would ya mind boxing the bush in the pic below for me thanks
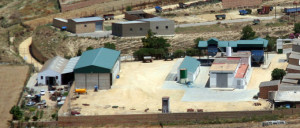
[40,110,44,119]
[63,92,69,96]
[25,116,30,121]
[29,107,36,112]
[32,116,38,121]
[294,22,300,33]
[186,48,200,56]
[271,68,286,80]
[174,50,185,58]
[240,25,256,40]
[104,42,116,50]
[265,35,277,52]
[86,46,93,51]
[126,6,132,11]
[76,49,82,56]
[10,106,23,120]
[51,113,58,120]
[245,9,252,14]
[194,37,204,48]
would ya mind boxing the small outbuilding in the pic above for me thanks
[74,48,121,90]
[177,56,200,83]
[259,80,280,99]
[38,56,69,86]
[67,17,104,33]
[124,10,156,21]
[53,18,68,29]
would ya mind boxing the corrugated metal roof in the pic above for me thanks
[72,17,103,23]
[40,56,69,74]
[259,80,280,87]
[282,78,298,84]
[74,48,120,71]
[138,17,170,22]
[178,56,200,73]
[279,84,300,91]
[289,52,300,59]
[62,56,80,74]
[285,73,300,79]
[287,64,300,70]
[275,91,300,102]
[54,18,67,22]
[116,21,146,24]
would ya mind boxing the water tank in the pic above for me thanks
[162,96,170,113]
[180,68,187,84]
[226,47,232,57]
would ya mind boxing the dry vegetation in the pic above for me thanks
[0,65,29,128]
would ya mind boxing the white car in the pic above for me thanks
[40,90,45,95]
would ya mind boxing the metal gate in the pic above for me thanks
[95,21,103,31]
[217,73,228,88]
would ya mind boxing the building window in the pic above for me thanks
[130,28,133,31]
[56,76,58,79]
[165,26,168,29]
[140,28,143,31]
[84,24,87,27]
[41,76,43,79]
[156,26,159,29]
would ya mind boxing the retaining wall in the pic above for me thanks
[222,0,262,9]
[29,43,48,64]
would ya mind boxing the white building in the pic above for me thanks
[177,56,200,83]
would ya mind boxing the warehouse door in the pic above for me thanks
[95,21,103,31]
[216,73,228,88]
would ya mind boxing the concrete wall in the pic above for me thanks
[124,13,156,21]
[148,20,175,36]
[53,19,67,29]
[111,59,120,84]
[67,20,97,34]
[112,22,149,37]
[259,85,278,99]
[222,0,262,9]
[38,70,62,85]
[209,72,235,88]
[75,73,111,90]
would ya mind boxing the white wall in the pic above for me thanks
[177,64,200,83]
[37,70,62,85]
[111,59,120,84]
[75,73,111,90]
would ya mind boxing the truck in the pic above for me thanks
[253,19,260,25]
[155,6,162,13]
[239,10,248,15]
[143,56,153,63]
[103,14,114,20]
[215,14,226,20]
[257,6,272,14]
[179,2,189,9]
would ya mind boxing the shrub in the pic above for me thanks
[104,42,116,50]
[294,22,300,33]
[194,37,204,48]
[186,48,200,56]
[63,92,69,96]
[10,106,23,120]
[174,50,185,58]
[271,68,286,80]
[240,25,256,40]
[40,110,44,119]
[77,49,82,56]
[51,113,58,120]
[126,6,132,11]
[245,9,252,14]
[29,107,36,112]
[32,116,38,121]
[86,46,94,51]
[25,116,30,121]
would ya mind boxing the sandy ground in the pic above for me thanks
[0,65,29,128]
[19,37,42,70]
[247,54,288,89]
[72,59,271,116]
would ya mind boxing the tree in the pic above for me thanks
[76,49,82,56]
[86,46,94,51]
[10,105,23,120]
[174,49,185,58]
[194,37,204,48]
[240,25,256,40]
[271,68,286,80]
[126,6,132,11]
[104,42,116,50]
[265,35,276,52]
[294,22,300,33]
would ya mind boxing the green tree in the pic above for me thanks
[10,106,23,120]
[104,42,116,50]
[294,22,300,33]
[86,46,94,51]
[271,68,286,80]
[126,6,132,11]
[174,49,185,58]
[76,49,82,56]
[265,35,276,52]
[240,25,256,40]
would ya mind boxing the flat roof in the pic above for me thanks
[235,64,248,78]
[125,10,146,15]
[275,91,300,102]
[72,17,103,23]
[138,17,171,22]
[210,63,238,72]
[116,21,146,24]
[259,80,280,87]
[289,52,300,59]
[216,51,251,58]
[54,18,67,22]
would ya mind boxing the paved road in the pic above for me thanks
[19,37,43,70]
[175,16,281,28]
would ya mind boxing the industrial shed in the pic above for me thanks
[74,48,121,90]
[209,57,251,89]
[61,56,80,85]
[177,56,200,83]
[38,56,68,86]
[124,10,156,21]
[112,17,174,37]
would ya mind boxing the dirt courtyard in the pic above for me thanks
[0,65,29,128]
[71,59,271,116]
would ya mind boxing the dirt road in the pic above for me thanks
[19,37,42,70]
[0,65,29,128]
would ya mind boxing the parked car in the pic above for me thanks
[40,90,45,95]
[26,101,36,106]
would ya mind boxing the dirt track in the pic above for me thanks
[0,65,29,128]
[19,37,42,70]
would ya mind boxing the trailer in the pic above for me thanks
[239,10,248,15]
[103,14,114,20]
[258,6,272,14]
[284,7,300,15]
[155,6,162,13]
[179,2,189,8]
[215,14,226,20]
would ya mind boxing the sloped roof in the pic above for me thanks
[287,64,300,70]
[259,80,280,87]
[289,52,300,59]
[178,56,200,73]
[198,38,268,48]
[275,91,300,102]
[62,56,80,74]
[72,17,103,23]
[126,10,146,15]
[40,56,69,74]
[285,73,300,79]
[74,48,120,71]
[139,17,171,22]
